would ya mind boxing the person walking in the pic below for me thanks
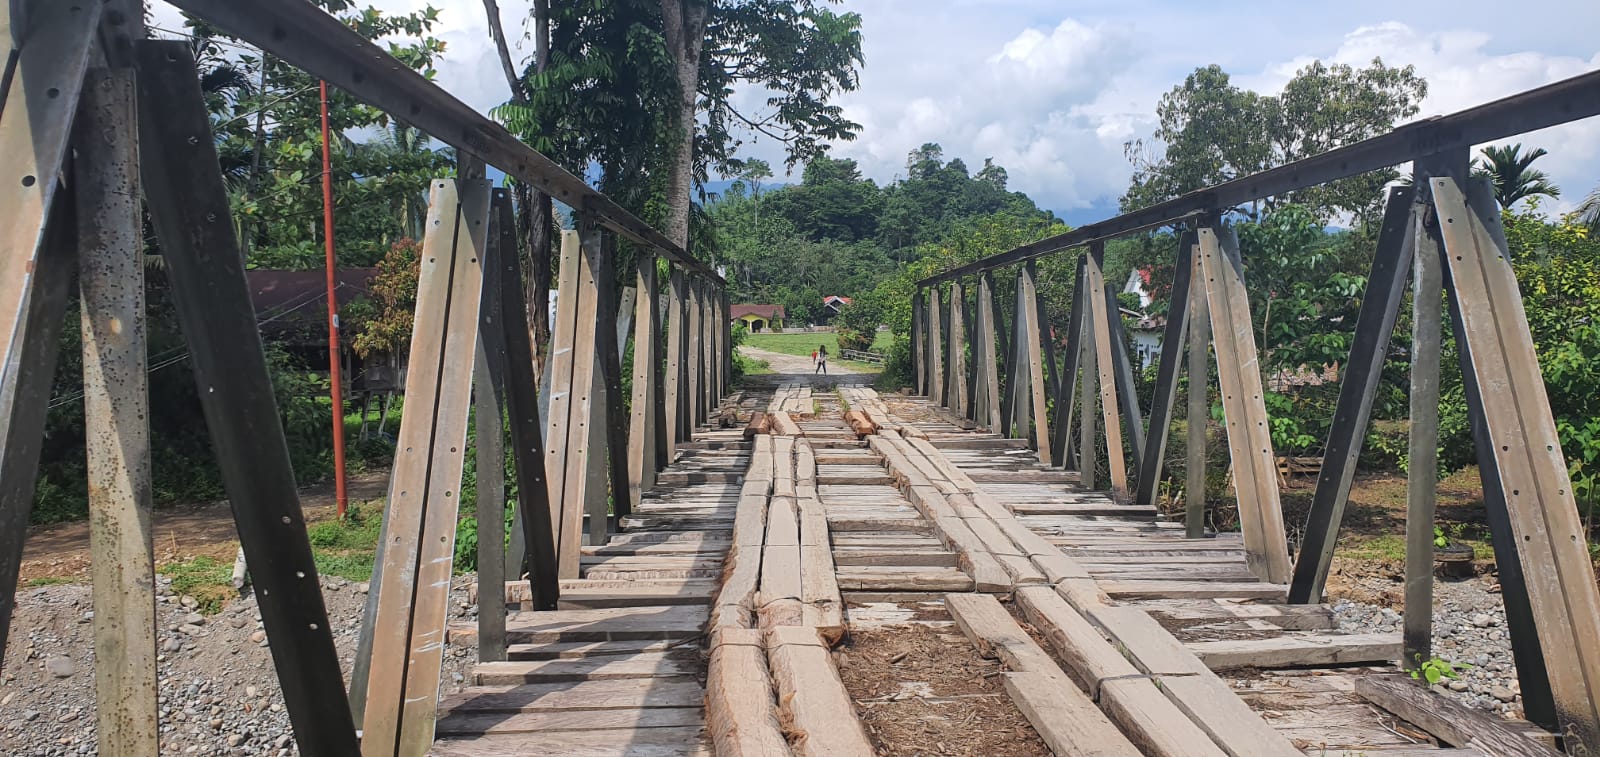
[816,344,828,374]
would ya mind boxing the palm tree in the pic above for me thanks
[1580,182,1600,232]
[1474,143,1561,210]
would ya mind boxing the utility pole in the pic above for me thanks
[320,80,349,517]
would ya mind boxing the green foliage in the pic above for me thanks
[1125,59,1426,222]
[1475,143,1560,210]
[349,238,422,359]
[1410,655,1471,686]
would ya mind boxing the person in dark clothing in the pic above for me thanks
[816,344,828,374]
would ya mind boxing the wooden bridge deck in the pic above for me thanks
[437,383,1557,756]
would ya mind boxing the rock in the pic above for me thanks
[227,733,246,747]
[23,710,40,722]
[1492,686,1516,703]
[184,612,206,625]
[180,595,199,610]
[245,686,259,698]
[45,656,75,678]
[249,631,267,644]
[162,638,182,654]
[355,583,369,594]
[180,623,205,636]
[1448,679,1469,692]
[228,616,248,629]
[1471,613,1493,628]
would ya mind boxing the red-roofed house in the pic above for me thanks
[731,304,785,332]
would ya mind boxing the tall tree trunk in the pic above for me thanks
[482,0,555,372]
[660,0,709,251]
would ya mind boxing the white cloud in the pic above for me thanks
[153,1,1600,218]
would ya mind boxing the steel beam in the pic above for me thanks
[1133,232,1196,505]
[138,41,358,754]
[1287,187,1416,603]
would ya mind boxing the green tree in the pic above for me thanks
[1124,59,1426,222]
[1475,143,1561,210]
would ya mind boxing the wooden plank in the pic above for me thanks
[1013,586,1139,698]
[1079,269,1100,490]
[1002,673,1141,757]
[946,280,969,416]
[473,652,698,684]
[439,679,706,713]
[1155,675,1300,757]
[1098,580,1286,601]
[1354,675,1559,756]
[927,286,944,403]
[498,605,708,642]
[431,727,710,757]
[1196,226,1291,583]
[393,167,492,753]
[1099,678,1228,757]
[1435,176,1600,744]
[1187,632,1400,669]
[543,229,583,573]
[1187,242,1209,538]
[1085,243,1127,491]
[77,61,159,757]
[706,629,791,756]
[974,275,1003,430]
[766,626,873,755]
[1021,262,1053,464]
[664,269,688,452]
[629,255,663,506]
[437,707,702,735]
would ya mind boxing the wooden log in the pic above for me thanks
[1013,587,1138,698]
[706,629,792,756]
[745,410,770,439]
[1354,675,1558,756]
[766,626,872,756]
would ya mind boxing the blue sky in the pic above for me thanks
[154,0,1600,226]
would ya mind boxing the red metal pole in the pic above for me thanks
[320,79,349,517]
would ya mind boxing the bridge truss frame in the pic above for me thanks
[0,0,731,754]
[910,68,1600,750]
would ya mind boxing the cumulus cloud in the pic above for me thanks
[153,0,1600,218]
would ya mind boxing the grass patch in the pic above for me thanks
[1340,531,1495,564]
[870,330,894,352]
[315,550,377,582]
[307,504,383,583]
[159,555,234,614]
[743,332,840,357]
[26,576,72,587]
[736,353,773,375]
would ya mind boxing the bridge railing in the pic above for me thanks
[840,348,885,364]
[909,69,1600,749]
[0,1,731,753]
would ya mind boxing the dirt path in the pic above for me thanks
[740,345,865,377]
[19,467,392,581]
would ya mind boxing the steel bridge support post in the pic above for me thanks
[1133,232,1196,506]
[1288,187,1417,604]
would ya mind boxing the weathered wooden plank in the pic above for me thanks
[436,707,702,735]
[1085,244,1127,491]
[1354,675,1559,756]
[1099,678,1228,757]
[473,652,698,684]
[1155,675,1300,757]
[1013,586,1139,698]
[429,728,710,757]
[1002,672,1141,757]
[439,680,706,713]
[78,61,159,757]
[1196,226,1291,583]
[1435,176,1600,744]
[1188,632,1400,670]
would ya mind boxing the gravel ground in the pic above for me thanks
[1,574,478,755]
[1329,567,1524,717]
